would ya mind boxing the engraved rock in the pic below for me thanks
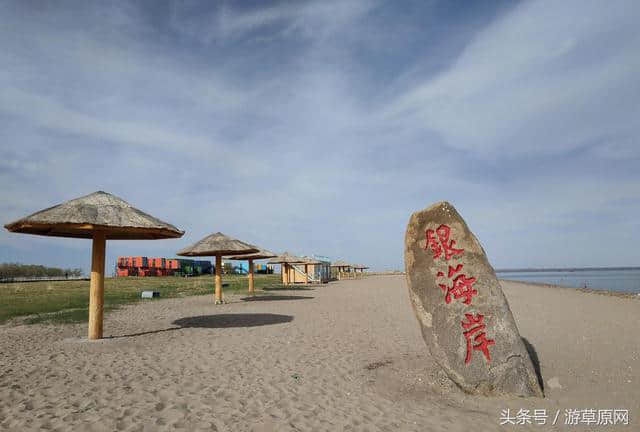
[404,201,543,397]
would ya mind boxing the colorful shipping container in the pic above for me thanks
[116,256,213,277]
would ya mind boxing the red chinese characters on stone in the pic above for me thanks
[425,224,464,261]
[437,264,478,305]
[461,313,495,364]
[425,222,495,365]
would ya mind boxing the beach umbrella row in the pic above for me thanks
[4,191,366,339]
[3,192,274,339]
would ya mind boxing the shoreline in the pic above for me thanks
[500,278,640,300]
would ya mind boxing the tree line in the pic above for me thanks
[0,263,83,279]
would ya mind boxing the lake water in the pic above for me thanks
[495,268,640,294]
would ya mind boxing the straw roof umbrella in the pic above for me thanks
[4,191,184,340]
[177,232,258,304]
[267,252,305,285]
[227,247,276,295]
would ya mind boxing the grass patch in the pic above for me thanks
[0,274,284,325]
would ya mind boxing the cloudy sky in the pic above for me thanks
[1,0,639,273]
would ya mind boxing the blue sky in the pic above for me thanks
[1,0,639,273]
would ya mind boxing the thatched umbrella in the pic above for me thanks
[177,232,258,304]
[4,191,184,340]
[227,247,276,294]
[267,252,305,285]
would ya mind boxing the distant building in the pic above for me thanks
[116,256,212,277]
[283,255,331,284]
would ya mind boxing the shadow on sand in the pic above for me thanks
[262,286,316,291]
[522,336,544,393]
[241,295,313,302]
[106,313,294,339]
[173,313,294,328]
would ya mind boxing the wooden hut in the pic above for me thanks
[267,252,305,285]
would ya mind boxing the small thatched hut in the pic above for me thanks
[267,252,305,285]
[331,260,353,280]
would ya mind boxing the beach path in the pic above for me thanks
[0,276,638,431]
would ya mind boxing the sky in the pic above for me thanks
[1,0,639,273]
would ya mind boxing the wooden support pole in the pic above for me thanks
[88,231,106,340]
[283,263,289,285]
[304,264,308,285]
[215,254,223,304]
[248,258,255,295]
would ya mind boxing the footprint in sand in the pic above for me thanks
[547,377,562,389]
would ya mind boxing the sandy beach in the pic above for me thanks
[0,275,638,431]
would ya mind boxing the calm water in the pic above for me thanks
[495,268,640,294]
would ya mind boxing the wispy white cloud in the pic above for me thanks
[169,0,378,43]
[384,0,640,156]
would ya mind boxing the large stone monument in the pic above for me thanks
[404,201,543,397]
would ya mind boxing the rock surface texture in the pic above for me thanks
[404,201,543,397]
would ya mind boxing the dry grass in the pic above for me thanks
[0,274,284,324]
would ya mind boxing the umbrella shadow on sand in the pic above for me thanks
[173,313,294,328]
[106,313,293,339]
[240,295,314,302]
[262,286,316,291]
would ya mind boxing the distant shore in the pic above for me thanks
[500,278,640,299]
[496,266,640,273]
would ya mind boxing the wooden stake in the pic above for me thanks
[248,258,254,295]
[283,263,289,285]
[215,254,222,304]
[88,231,106,340]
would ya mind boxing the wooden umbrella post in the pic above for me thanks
[88,231,106,340]
[215,254,223,304]
[248,258,255,295]
[304,264,309,285]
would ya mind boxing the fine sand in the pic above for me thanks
[0,276,638,431]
